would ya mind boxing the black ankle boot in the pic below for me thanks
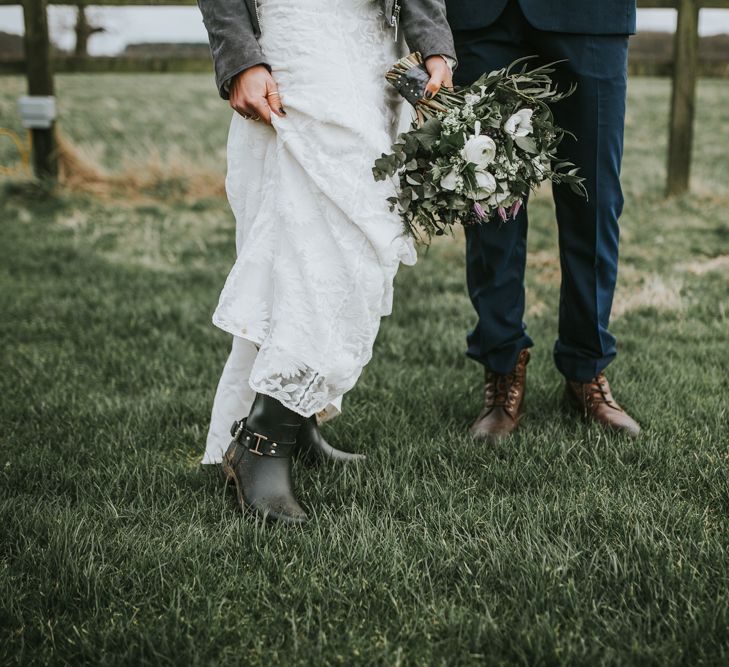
[297,416,366,464]
[222,393,307,523]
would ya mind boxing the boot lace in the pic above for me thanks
[485,370,522,414]
[582,373,619,411]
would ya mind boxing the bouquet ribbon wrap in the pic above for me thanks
[390,63,430,105]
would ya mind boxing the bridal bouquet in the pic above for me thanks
[373,54,586,240]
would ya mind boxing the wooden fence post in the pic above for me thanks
[666,0,699,196]
[22,0,58,180]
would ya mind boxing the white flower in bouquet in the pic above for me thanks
[495,188,511,205]
[440,169,459,191]
[462,134,497,170]
[504,108,534,137]
[474,171,497,199]
[374,54,586,240]
[486,187,513,209]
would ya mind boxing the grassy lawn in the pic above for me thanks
[1,74,728,665]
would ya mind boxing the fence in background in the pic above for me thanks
[2,0,729,194]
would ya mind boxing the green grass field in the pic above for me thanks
[1,74,729,665]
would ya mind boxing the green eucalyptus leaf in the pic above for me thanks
[515,136,539,154]
[438,131,466,156]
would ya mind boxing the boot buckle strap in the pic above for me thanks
[249,432,269,456]
[230,420,293,458]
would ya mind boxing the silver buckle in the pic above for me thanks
[249,432,268,456]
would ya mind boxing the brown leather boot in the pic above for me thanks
[565,373,641,438]
[469,349,530,442]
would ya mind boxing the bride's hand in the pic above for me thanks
[423,55,453,100]
[229,65,286,124]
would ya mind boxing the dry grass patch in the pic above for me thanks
[612,274,684,318]
[56,131,225,201]
[527,249,561,284]
[678,255,729,276]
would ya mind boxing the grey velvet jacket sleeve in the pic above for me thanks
[396,0,457,65]
[196,0,268,99]
[197,0,456,100]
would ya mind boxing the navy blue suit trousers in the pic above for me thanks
[451,1,630,381]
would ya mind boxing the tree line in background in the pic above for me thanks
[1,24,729,71]
[0,5,102,57]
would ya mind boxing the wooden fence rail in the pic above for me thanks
[3,0,729,194]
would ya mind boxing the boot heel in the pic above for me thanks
[222,455,247,510]
[217,463,232,485]
[220,461,235,485]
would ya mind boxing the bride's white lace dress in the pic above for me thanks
[202,0,415,464]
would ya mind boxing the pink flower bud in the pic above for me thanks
[473,202,486,220]
[510,199,522,218]
[498,206,508,222]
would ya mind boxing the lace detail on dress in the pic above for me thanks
[210,0,415,417]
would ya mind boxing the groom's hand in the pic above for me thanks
[228,65,286,124]
[423,55,453,100]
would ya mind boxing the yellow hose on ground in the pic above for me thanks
[0,128,32,176]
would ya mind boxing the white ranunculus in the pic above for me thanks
[440,169,458,191]
[461,135,497,169]
[464,93,481,106]
[474,171,497,199]
[504,108,534,137]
